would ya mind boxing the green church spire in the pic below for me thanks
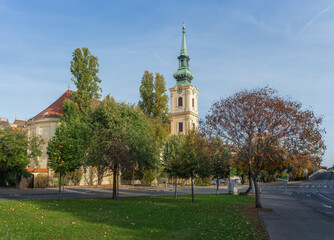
[173,22,194,85]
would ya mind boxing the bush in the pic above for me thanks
[66,169,83,185]
[34,174,51,188]
[195,177,211,186]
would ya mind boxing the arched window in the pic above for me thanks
[192,98,194,108]
[178,97,183,106]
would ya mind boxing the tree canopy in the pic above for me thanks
[138,71,170,145]
[90,96,159,199]
[71,47,102,113]
[202,87,326,208]
[0,127,43,186]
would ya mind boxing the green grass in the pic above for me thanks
[0,195,267,240]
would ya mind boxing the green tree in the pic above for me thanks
[207,137,231,195]
[138,71,170,145]
[179,130,210,203]
[0,127,43,187]
[71,47,102,113]
[162,134,184,198]
[47,102,87,200]
[90,96,158,204]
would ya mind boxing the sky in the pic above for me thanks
[0,0,334,167]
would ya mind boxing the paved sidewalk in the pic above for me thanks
[260,192,334,240]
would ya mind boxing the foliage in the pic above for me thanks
[162,134,184,178]
[178,129,211,202]
[70,47,102,113]
[47,102,86,177]
[66,169,83,185]
[194,177,211,186]
[142,169,156,185]
[0,195,267,240]
[178,130,210,180]
[138,70,170,145]
[0,127,43,187]
[203,87,326,208]
[90,96,159,198]
[121,169,143,182]
[34,174,51,188]
[207,137,231,181]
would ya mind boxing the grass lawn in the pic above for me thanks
[0,194,267,239]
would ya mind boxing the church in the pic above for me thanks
[26,23,199,186]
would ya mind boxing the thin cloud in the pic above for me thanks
[297,3,334,36]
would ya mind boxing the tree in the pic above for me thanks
[207,137,231,195]
[90,96,158,204]
[162,134,184,198]
[179,129,210,203]
[203,87,325,208]
[71,47,102,113]
[0,127,43,187]
[47,101,87,200]
[138,71,170,145]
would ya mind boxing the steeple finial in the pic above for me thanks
[180,21,188,56]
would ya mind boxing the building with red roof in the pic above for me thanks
[26,90,73,173]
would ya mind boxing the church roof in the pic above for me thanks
[31,90,74,119]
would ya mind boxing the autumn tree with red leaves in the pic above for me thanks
[202,87,325,208]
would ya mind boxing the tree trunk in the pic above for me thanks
[97,169,103,186]
[174,177,178,198]
[253,174,262,208]
[117,170,120,207]
[112,167,117,199]
[241,172,252,195]
[241,174,245,185]
[58,174,62,201]
[191,176,194,203]
[216,178,219,196]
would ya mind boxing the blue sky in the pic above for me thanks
[1,0,333,167]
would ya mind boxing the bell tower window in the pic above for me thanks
[179,122,183,133]
[192,98,194,108]
[178,97,183,107]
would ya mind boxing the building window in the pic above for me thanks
[178,97,183,106]
[193,123,196,129]
[192,98,194,108]
[179,122,183,133]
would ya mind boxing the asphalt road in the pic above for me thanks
[261,171,334,219]
[0,185,245,201]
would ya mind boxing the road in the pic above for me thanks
[261,171,334,219]
[0,185,245,201]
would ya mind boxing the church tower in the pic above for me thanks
[170,23,199,135]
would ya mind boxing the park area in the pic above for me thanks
[0,194,267,239]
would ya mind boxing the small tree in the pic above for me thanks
[179,130,210,203]
[47,106,86,200]
[162,134,184,198]
[207,137,230,196]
